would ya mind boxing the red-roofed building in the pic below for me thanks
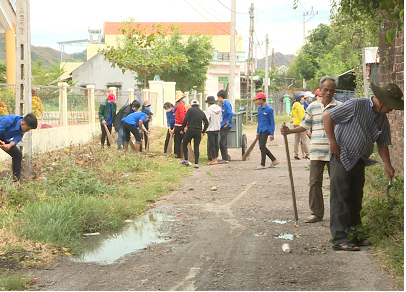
[74,21,245,98]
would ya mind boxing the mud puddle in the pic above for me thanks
[73,213,169,265]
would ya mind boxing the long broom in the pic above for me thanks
[282,122,299,223]
[242,137,259,161]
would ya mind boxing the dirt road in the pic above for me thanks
[29,129,397,291]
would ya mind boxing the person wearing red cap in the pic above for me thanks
[315,89,322,101]
[254,92,279,170]
[98,93,117,148]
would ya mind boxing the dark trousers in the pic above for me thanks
[259,131,276,166]
[140,131,148,152]
[219,127,230,161]
[1,140,22,181]
[174,126,184,158]
[207,132,219,159]
[100,123,112,147]
[182,130,201,164]
[309,160,330,219]
[330,155,365,244]
[122,122,141,143]
[164,125,174,153]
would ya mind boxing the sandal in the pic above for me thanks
[207,161,218,165]
[255,166,266,170]
[333,242,360,251]
[304,214,322,223]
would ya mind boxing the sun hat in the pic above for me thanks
[294,92,304,101]
[205,96,216,104]
[191,100,200,106]
[315,89,322,96]
[107,93,116,102]
[175,92,186,102]
[304,91,315,98]
[253,92,266,99]
[144,100,151,107]
[371,83,404,110]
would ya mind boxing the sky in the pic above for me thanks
[30,0,332,58]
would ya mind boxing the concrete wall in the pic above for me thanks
[0,123,101,162]
[71,53,137,90]
[379,28,404,173]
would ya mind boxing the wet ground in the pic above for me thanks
[28,129,398,291]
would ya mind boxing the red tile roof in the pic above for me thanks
[104,22,235,36]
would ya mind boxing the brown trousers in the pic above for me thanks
[309,160,330,218]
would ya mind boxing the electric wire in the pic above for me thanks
[216,0,249,14]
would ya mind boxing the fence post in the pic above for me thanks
[128,88,134,104]
[87,85,95,124]
[58,82,68,127]
[283,94,291,116]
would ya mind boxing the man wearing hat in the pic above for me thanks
[323,82,404,251]
[174,92,187,158]
[302,91,315,110]
[180,100,208,168]
[205,95,222,165]
[253,92,278,170]
[98,93,117,148]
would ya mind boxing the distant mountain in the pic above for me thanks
[256,52,296,71]
[0,34,86,69]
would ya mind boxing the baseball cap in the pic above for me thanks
[253,92,266,99]
[304,91,315,98]
[191,100,200,106]
[107,93,116,102]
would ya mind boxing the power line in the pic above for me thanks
[216,0,248,14]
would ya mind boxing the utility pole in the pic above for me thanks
[264,34,269,98]
[15,0,33,178]
[271,48,275,70]
[229,0,236,111]
[302,7,318,89]
[246,3,254,115]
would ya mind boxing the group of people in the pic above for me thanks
[0,76,402,254]
[163,89,234,168]
[281,76,403,251]
[98,93,153,153]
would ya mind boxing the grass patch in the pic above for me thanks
[0,127,193,264]
[0,273,29,291]
[361,164,404,283]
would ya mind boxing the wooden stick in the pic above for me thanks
[166,132,174,155]
[103,123,115,146]
[242,137,258,161]
[282,122,299,222]
[187,143,195,164]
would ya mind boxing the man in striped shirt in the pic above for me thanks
[281,76,342,223]
[323,82,403,251]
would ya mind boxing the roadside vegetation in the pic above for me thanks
[0,128,193,290]
[361,152,404,287]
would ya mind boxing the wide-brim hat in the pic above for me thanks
[107,93,116,102]
[253,92,266,99]
[371,83,404,110]
[205,95,216,103]
[175,92,186,102]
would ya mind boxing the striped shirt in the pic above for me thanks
[300,98,342,161]
[328,98,391,172]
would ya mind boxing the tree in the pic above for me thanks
[100,19,187,89]
[146,30,213,92]
[31,59,66,86]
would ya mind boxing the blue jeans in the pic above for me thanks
[117,128,124,149]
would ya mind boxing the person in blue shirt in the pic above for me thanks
[98,93,117,148]
[217,89,233,163]
[253,92,279,170]
[164,102,175,154]
[114,100,139,150]
[121,102,148,153]
[0,113,37,181]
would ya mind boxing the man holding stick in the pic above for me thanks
[281,76,341,223]
[98,93,117,148]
